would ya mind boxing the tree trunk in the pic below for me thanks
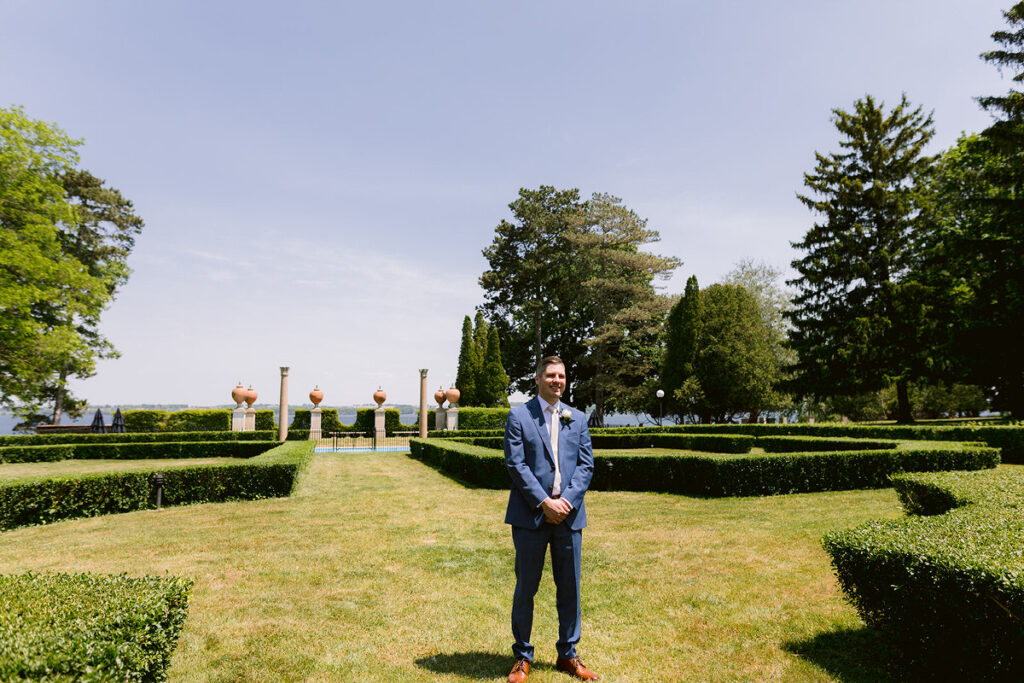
[895,379,914,424]
[51,369,67,425]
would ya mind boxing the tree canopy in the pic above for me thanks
[479,186,678,416]
[0,106,142,428]
[787,95,936,423]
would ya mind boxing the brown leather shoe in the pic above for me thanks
[556,656,599,680]
[507,657,530,683]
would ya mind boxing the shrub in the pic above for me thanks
[451,434,754,454]
[69,441,277,461]
[255,409,277,431]
[0,441,315,530]
[892,468,1024,516]
[409,439,997,497]
[163,409,230,432]
[123,409,169,432]
[0,444,74,464]
[0,572,193,682]
[0,430,278,448]
[0,440,278,463]
[456,407,510,430]
[756,436,898,453]
[289,408,414,435]
[823,494,1024,679]
[408,438,507,488]
[662,422,1024,463]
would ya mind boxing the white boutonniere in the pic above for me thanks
[560,408,573,426]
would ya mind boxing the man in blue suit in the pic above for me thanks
[504,356,599,682]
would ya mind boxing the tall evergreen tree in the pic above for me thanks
[454,315,479,406]
[480,187,679,408]
[479,186,591,401]
[661,276,701,421]
[477,325,511,407]
[570,193,680,423]
[925,2,1024,417]
[787,95,937,423]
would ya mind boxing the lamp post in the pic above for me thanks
[656,389,665,427]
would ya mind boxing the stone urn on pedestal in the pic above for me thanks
[244,386,258,431]
[373,387,387,443]
[434,387,447,431]
[309,386,324,440]
[231,382,247,432]
[444,386,460,431]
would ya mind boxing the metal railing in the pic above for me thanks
[316,430,417,451]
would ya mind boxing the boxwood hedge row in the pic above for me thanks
[0,440,315,531]
[0,440,279,464]
[0,572,192,682]
[408,439,997,497]
[451,433,754,454]
[0,430,278,447]
[430,422,1024,461]
[823,467,1024,679]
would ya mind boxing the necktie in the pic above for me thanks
[548,405,561,496]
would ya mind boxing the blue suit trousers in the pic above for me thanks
[511,522,582,661]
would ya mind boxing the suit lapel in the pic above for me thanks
[527,397,555,464]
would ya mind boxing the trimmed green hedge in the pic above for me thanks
[824,468,1024,679]
[0,572,192,682]
[654,422,1024,463]
[122,409,169,432]
[409,439,998,497]
[0,444,74,464]
[289,408,418,435]
[756,436,899,453]
[451,434,754,454]
[0,440,278,464]
[892,467,1024,516]
[0,440,315,531]
[255,409,277,431]
[0,430,277,447]
[163,409,229,432]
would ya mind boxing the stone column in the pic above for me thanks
[310,407,322,440]
[244,406,256,431]
[418,369,428,438]
[435,407,446,431]
[445,406,459,431]
[231,403,245,431]
[374,406,386,444]
[278,367,289,441]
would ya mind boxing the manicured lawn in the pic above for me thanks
[0,451,911,681]
[0,458,248,480]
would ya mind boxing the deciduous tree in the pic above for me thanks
[0,107,105,422]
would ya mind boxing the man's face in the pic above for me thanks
[535,363,566,405]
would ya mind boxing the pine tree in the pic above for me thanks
[661,276,701,421]
[477,325,511,407]
[454,315,479,406]
[787,95,936,423]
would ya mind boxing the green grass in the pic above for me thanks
[0,458,248,481]
[0,451,917,681]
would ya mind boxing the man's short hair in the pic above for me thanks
[536,355,564,376]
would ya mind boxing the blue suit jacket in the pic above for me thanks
[504,397,594,531]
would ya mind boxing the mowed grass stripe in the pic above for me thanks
[0,452,905,682]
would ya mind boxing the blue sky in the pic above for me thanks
[1,1,1011,407]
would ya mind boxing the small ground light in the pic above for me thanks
[154,473,165,510]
